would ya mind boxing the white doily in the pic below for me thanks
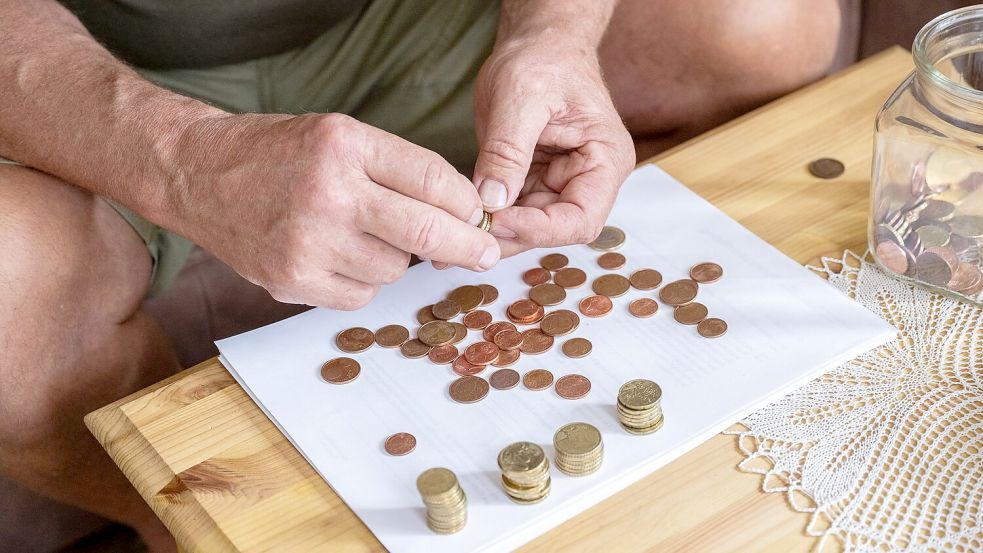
[726,250,982,553]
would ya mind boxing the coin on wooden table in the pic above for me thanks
[522,267,551,286]
[492,348,521,367]
[464,341,500,365]
[418,321,457,346]
[674,302,708,325]
[689,262,723,284]
[428,344,459,365]
[449,322,468,345]
[431,299,462,320]
[321,357,361,384]
[561,337,592,358]
[592,274,631,297]
[697,317,728,338]
[400,338,432,359]
[384,432,417,456]
[493,329,524,351]
[483,321,517,342]
[463,310,493,330]
[336,327,375,353]
[523,368,554,390]
[659,279,699,306]
[489,368,521,390]
[452,355,485,376]
[478,284,499,305]
[628,298,658,318]
[519,329,554,354]
[553,267,587,289]
[540,309,579,336]
[554,374,591,400]
[375,324,410,348]
[807,157,845,179]
[540,253,569,271]
[597,252,626,270]
[448,285,484,312]
[508,299,545,325]
[875,241,909,275]
[628,269,663,291]
[588,225,625,251]
[449,375,490,403]
[914,251,953,286]
[529,283,566,306]
[579,295,613,317]
[417,305,438,325]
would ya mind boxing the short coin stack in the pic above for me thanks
[617,379,665,435]
[498,441,551,504]
[553,422,603,476]
[416,467,467,534]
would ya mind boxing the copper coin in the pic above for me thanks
[483,321,517,342]
[674,302,708,325]
[554,374,591,400]
[628,298,659,318]
[492,348,521,367]
[629,269,663,291]
[478,284,499,305]
[431,299,462,320]
[540,253,569,271]
[384,432,417,456]
[592,274,631,297]
[418,320,457,346]
[493,329,524,351]
[949,262,982,292]
[489,368,520,390]
[447,285,484,312]
[508,299,545,325]
[428,344,459,364]
[464,341,500,365]
[449,322,468,345]
[689,262,723,284]
[400,338,432,359]
[522,268,552,286]
[588,226,625,251]
[597,252,626,270]
[540,309,580,336]
[561,337,592,358]
[375,324,410,348]
[914,251,953,286]
[519,329,554,354]
[579,295,613,317]
[336,327,375,353]
[924,246,960,273]
[875,241,909,275]
[697,317,728,338]
[808,157,845,179]
[554,267,587,289]
[452,355,485,376]
[463,309,493,330]
[449,376,490,403]
[417,305,438,325]
[659,279,699,306]
[321,357,361,384]
[522,369,554,391]
[529,282,567,306]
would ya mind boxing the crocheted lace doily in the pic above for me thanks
[726,250,982,553]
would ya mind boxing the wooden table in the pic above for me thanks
[86,47,913,553]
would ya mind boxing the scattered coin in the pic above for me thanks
[464,341,500,365]
[493,330,524,351]
[579,295,613,317]
[522,267,552,286]
[463,310,493,330]
[449,375,490,404]
[508,299,546,325]
[588,225,626,251]
[418,321,457,346]
[659,279,699,306]
[336,327,375,353]
[561,337,592,358]
[452,355,485,376]
[449,322,468,344]
[540,309,579,336]
[428,344,459,365]
[417,305,438,325]
[540,253,570,271]
[519,329,554,354]
[431,299,462,320]
[628,268,663,290]
[478,284,499,305]
[529,282,567,306]
[491,348,521,367]
[628,298,659,318]
[597,252,626,270]
[375,324,409,348]
[696,317,728,338]
[554,374,591,400]
[553,267,587,289]
[483,321,517,342]
[400,338,432,359]
[489,368,521,390]
[384,432,417,456]
[808,157,845,179]
[523,368,554,391]
[674,302,709,325]
[592,274,631,297]
[320,357,361,384]
[689,262,723,284]
[447,285,484,312]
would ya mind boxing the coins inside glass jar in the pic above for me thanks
[592,274,631,297]
[336,327,375,353]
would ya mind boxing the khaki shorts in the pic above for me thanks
[1,0,498,296]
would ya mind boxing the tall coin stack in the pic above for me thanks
[498,441,551,504]
[617,379,665,435]
[416,467,467,534]
[553,422,603,476]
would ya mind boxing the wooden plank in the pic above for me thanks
[86,47,914,553]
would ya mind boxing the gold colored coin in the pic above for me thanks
[561,337,592,358]
[336,327,375,353]
[673,302,708,325]
[400,338,432,359]
[529,283,567,306]
[417,467,458,497]
[588,225,625,251]
[431,299,462,320]
[553,267,587,289]
[554,422,602,456]
[658,279,699,305]
[597,252,626,270]
[592,274,631,297]
[375,324,410,348]
[418,321,457,346]
[540,253,569,271]
[629,269,663,290]
[448,285,485,312]
[618,379,662,409]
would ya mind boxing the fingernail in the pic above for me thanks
[478,246,499,271]
[478,179,508,209]
[490,225,517,239]
[467,207,483,226]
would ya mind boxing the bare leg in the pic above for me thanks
[0,165,178,553]
[600,0,842,159]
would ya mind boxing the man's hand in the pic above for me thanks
[472,0,635,258]
[168,113,501,309]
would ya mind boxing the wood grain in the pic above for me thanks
[86,48,914,553]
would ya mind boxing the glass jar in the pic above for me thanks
[870,6,983,305]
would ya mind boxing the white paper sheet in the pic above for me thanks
[217,164,896,553]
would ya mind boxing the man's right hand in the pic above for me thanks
[166,113,501,309]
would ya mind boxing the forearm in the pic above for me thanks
[0,0,225,223]
[496,0,618,50]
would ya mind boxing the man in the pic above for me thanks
[0,0,839,550]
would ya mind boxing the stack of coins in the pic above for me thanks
[498,442,551,504]
[416,467,467,534]
[617,379,665,435]
[553,422,603,476]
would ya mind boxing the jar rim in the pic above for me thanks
[912,5,983,104]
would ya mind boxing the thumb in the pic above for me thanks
[473,96,549,211]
